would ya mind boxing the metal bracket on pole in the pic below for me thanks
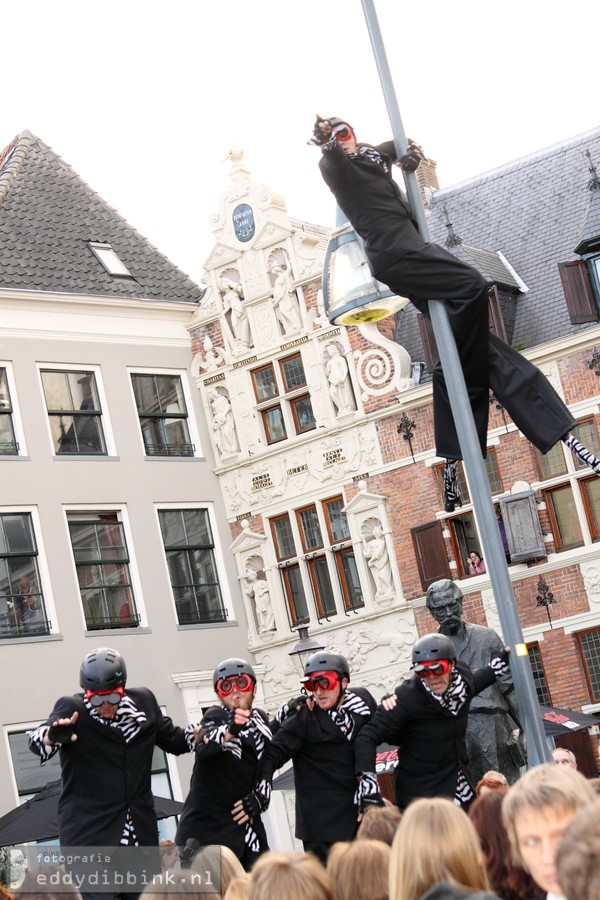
[360,0,551,766]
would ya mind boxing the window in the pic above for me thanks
[41,369,106,455]
[558,259,598,324]
[527,643,551,705]
[537,418,600,479]
[158,509,226,625]
[411,521,451,592]
[544,484,584,551]
[447,511,482,578]
[271,497,362,626]
[131,374,194,457]
[251,353,315,445]
[8,730,62,800]
[437,453,503,507]
[88,242,134,278]
[581,475,600,540]
[0,513,49,638]
[576,628,600,701]
[68,512,139,630]
[0,368,18,454]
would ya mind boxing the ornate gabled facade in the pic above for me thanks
[188,152,420,710]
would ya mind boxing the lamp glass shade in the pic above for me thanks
[288,626,325,677]
[323,224,410,325]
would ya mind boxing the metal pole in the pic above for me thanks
[360,0,551,765]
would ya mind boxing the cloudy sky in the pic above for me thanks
[1,0,598,285]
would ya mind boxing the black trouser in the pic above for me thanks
[302,840,331,865]
[375,244,575,459]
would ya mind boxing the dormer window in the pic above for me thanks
[88,242,134,278]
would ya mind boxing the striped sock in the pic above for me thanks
[564,434,600,476]
[443,459,462,512]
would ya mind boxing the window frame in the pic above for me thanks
[0,510,51,639]
[130,372,195,458]
[251,352,316,446]
[436,451,503,508]
[0,365,20,456]
[67,510,140,631]
[576,627,600,702]
[526,642,552,705]
[157,505,230,627]
[39,365,112,456]
[88,242,135,279]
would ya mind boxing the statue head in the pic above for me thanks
[426,578,464,636]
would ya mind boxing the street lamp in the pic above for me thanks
[322,221,410,325]
[288,625,325,677]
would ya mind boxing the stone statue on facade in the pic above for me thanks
[245,568,276,634]
[271,264,302,334]
[425,578,525,785]
[208,388,238,456]
[219,277,252,353]
[325,343,355,415]
[363,523,394,599]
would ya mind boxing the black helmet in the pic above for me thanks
[213,657,256,689]
[302,651,350,682]
[412,633,456,666]
[326,116,354,135]
[80,647,127,691]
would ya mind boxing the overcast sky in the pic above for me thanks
[1,0,598,286]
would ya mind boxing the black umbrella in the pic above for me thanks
[0,779,184,847]
[539,704,599,738]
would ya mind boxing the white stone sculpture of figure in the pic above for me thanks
[219,277,252,352]
[363,524,394,598]
[246,568,276,633]
[271,264,302,333]
[325,343,355,415]
[209,388,238,456]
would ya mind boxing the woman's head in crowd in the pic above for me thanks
[389,797,490,900]
[327,839,390,900]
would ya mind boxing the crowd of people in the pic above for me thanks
[1,638,596,900]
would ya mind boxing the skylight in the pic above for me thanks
[88,242,134,278]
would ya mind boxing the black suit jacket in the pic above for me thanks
[175,705,269,858]
[30,688,190,846]
[353,663,496,810]
[262,687,375,843]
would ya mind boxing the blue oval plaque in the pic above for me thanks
[232,203,255,243]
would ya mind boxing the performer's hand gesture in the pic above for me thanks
[45,710,79,745]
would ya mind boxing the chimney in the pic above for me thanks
[415,154,439,209]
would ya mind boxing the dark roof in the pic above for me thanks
[0,131,203,302]
[395,125,600,361]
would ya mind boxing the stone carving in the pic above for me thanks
[245,565,276,634]
[208,387,238,456]
[271,264,302,334]
[198,334,226,372]
[362,520,394,599]
[357,619,415,665]
[354,322,414,398]
[219,276,253,354]
[325,343,356,416]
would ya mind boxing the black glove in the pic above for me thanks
[274,694,308,725]
[47,721,76,745]
[489,647,511,678]
[398,141,425,172]
[240,779,271,818]
[226,708,245,738]
[355,772,385,815]
[309,115,332,146]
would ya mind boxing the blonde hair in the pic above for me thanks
[502,763,596,866]
[191,845,244,896]
[389,797,490,900]
[223,873,251,900]
[327,839,390,900]
[247,851,334,900]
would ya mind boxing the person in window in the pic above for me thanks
[311,117,600,511]
[235,652,376,865]
[354,633,511,812]
[176,658,271,872]
[467,551,486,575]
[28,647,198,900]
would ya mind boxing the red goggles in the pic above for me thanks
[216,673,254,697]
[85,686,124,707]
[413,659,453,679]
[301,671,340,692]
